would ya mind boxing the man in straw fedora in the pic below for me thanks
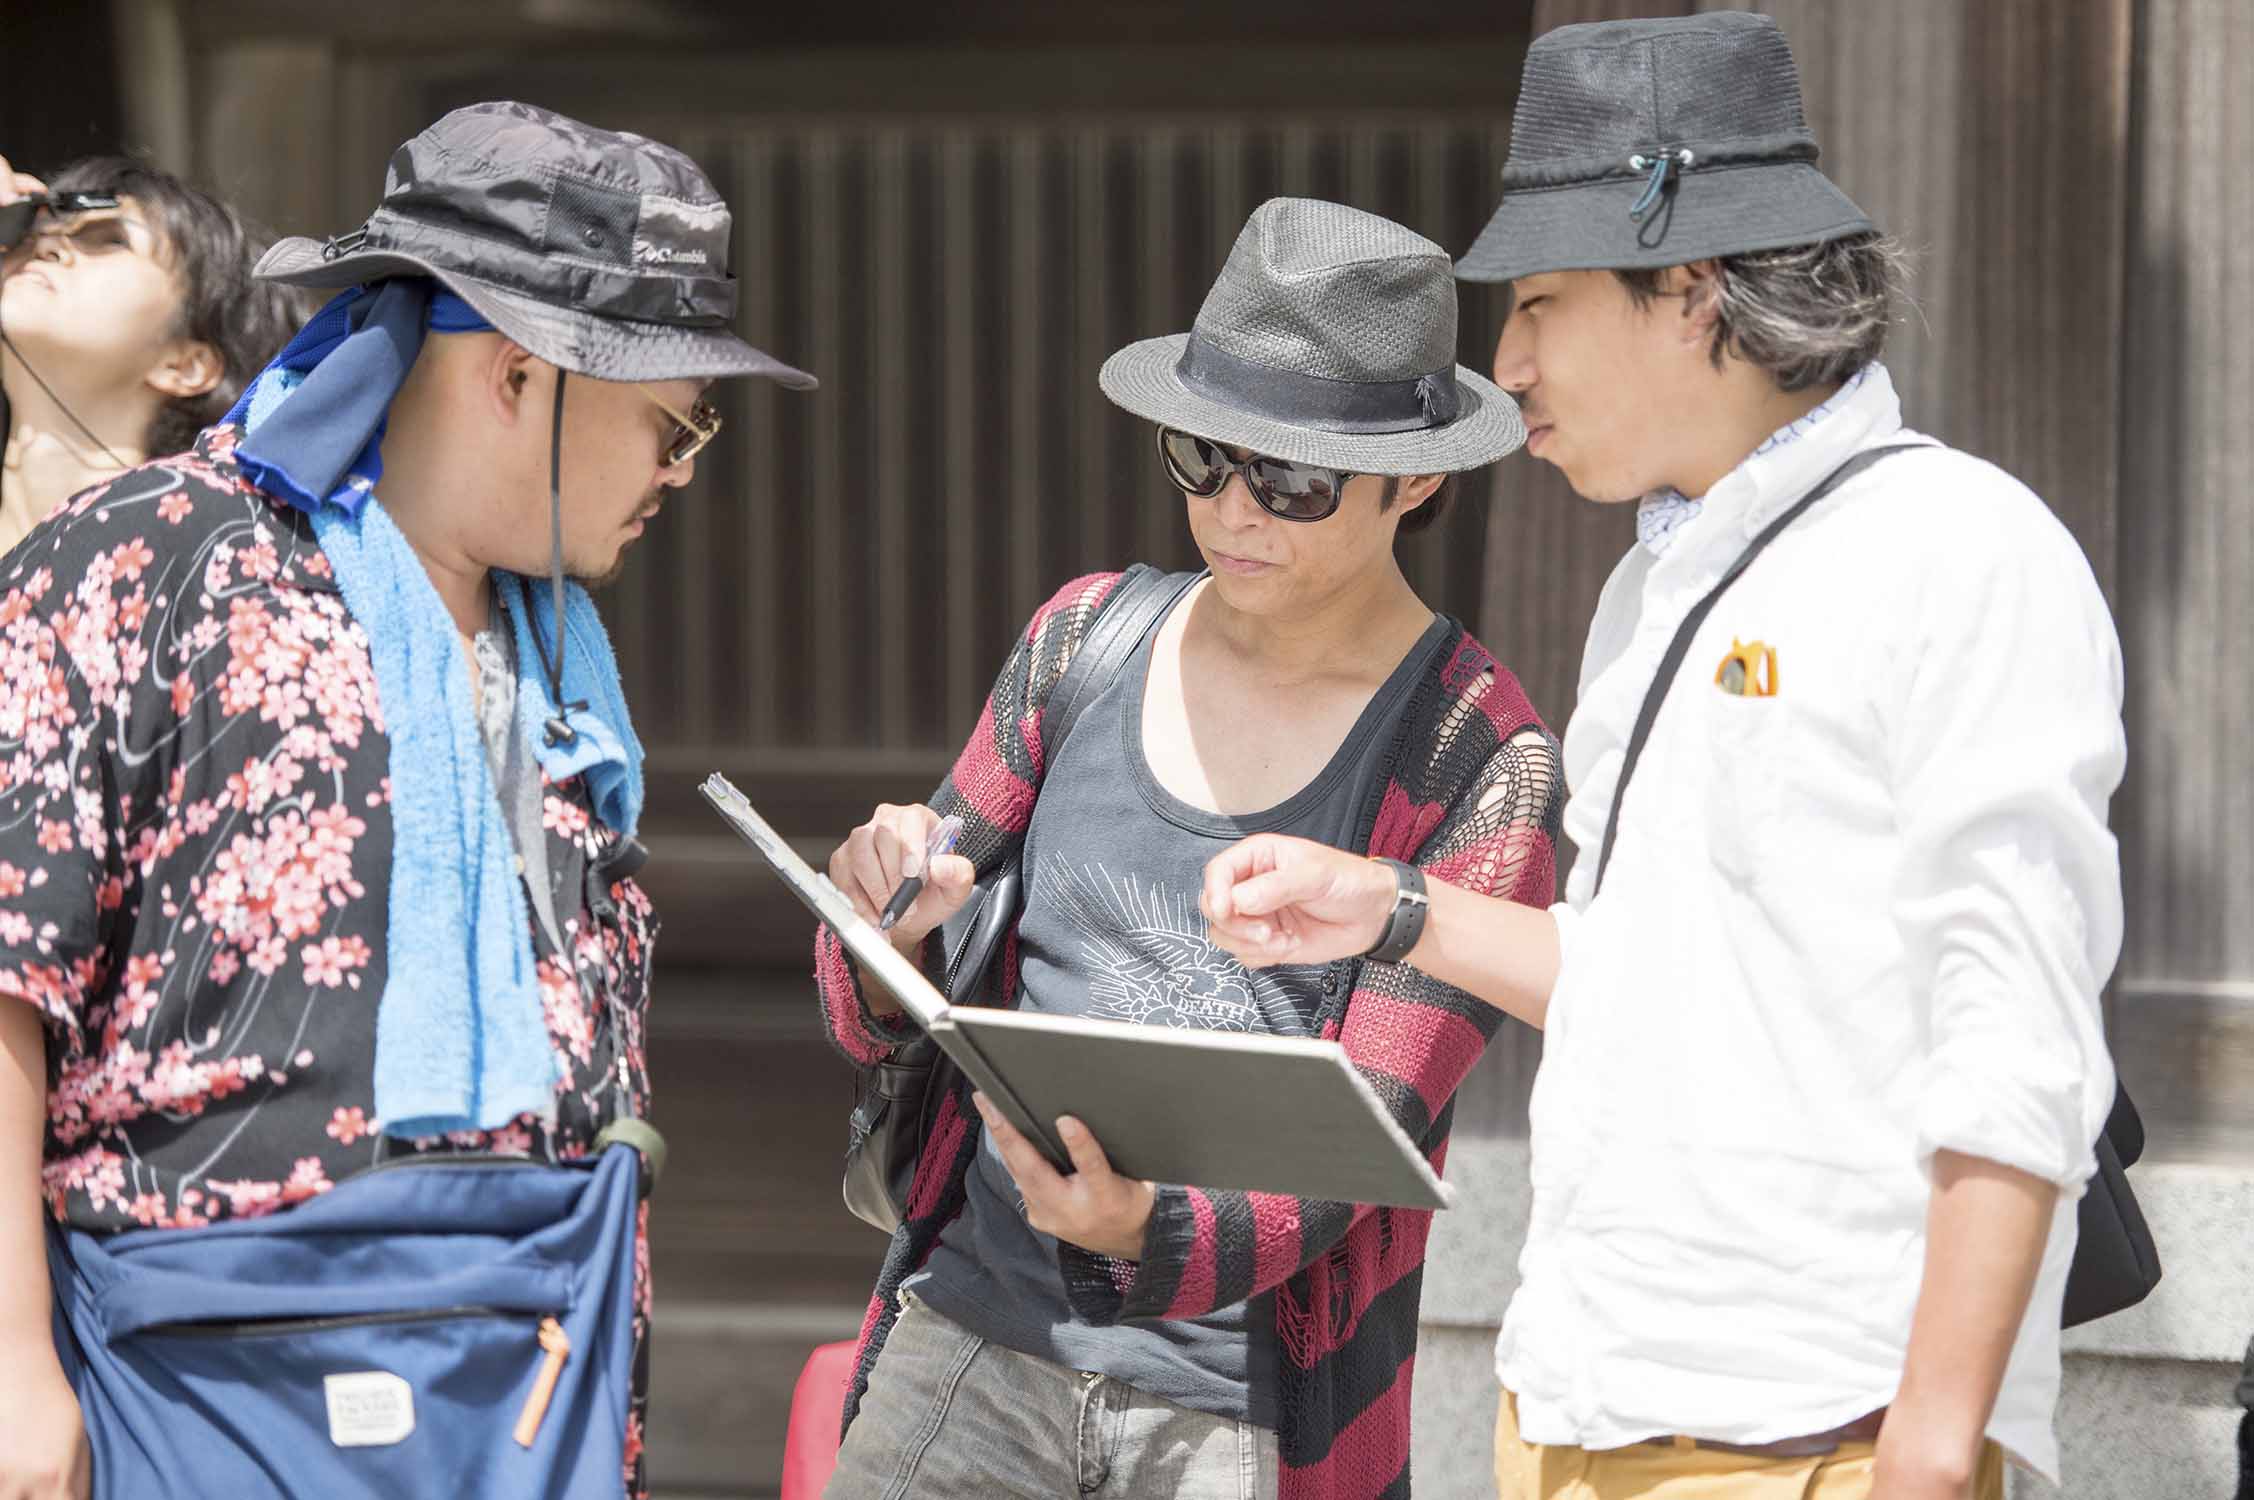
[1200,13,2126,1500]
[813,196,1563,1498]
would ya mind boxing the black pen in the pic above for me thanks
[878,815,964,931]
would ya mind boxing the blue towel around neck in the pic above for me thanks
[231,281,646,1140]
[498,574,645,840]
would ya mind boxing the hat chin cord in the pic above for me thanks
[538,369,588,747]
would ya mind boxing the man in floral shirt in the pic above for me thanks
[0,102,814,1498]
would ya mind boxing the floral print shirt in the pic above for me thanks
[0,425,659,1489]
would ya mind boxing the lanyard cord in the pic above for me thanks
[538,368,588,747]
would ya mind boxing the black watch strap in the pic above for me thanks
[1362,857,1429,965]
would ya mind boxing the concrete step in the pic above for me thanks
[646,1299,868,1498]
[641,966,887,1496]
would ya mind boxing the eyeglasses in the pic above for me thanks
[638,385,723,467]
[0,192,123,251]
[1155,426,1355,523]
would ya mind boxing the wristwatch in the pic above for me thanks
[1361,857,1429,965]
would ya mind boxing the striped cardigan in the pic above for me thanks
[814,571,1563,1498]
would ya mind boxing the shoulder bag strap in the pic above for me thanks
[1039,565,1206,764]
[940,565,1203,1000]
[1592,443,1926,895]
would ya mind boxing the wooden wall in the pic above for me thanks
[170,22,1539,966]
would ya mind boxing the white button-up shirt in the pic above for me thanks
[1496,365,2124,1483]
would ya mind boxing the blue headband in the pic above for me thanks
[227,280,495,516]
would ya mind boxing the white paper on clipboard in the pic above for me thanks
[698,774,951,1030]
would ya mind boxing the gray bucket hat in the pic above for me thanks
[1101,198,1523,476]
[1456,11,1875,285]
[256,100,816,389]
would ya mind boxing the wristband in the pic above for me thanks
[1361,857,1429,965]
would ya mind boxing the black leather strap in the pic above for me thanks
[1041,565,1205,762]
[1592,443,1925,895]
[1361,856,1429,965]
[939,565,1204,1001]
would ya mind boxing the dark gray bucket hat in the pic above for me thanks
[256,100,816,389]
[1456,11,1875,285]
[1102,198,1523,476]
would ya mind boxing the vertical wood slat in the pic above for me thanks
[616,114,1517,768]
[1007,136,1046,635]
[804,134,847,745]
[734,137,780,740]
[872,131,912,747]
[2118,0,2254,987]
[940,131,981,728]
[1072,128,1110,573]
[1134,128,1178,570]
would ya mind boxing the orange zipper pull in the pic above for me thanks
[512,1316,572,1448]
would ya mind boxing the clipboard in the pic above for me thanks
[700,773,1454,1211]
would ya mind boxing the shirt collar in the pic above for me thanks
[198,424,345,595]
[1635,363,1895,558]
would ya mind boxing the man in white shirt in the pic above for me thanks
[1197,13,2124,1500]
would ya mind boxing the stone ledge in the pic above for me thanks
[646,1301,866,1497]
[2059,1162,2254,1364]
[1422,1134,1530,1328]
[1421,1140,2246,1364]
[2007,1354,2239,1500]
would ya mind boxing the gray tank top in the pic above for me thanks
[910,609,1449,1427]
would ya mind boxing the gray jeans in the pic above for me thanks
[825,1292,1281,1499]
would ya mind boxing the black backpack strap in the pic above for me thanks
[1592,443,1926,895]
[1039,565,1205,763]
[938,565,1202,1002]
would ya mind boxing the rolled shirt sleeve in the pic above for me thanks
[1889,480,2125,1190]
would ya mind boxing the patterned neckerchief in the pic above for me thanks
[1635,363,1877,557]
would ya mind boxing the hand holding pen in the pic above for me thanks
[879,814,964,931]
[826,805,978,971]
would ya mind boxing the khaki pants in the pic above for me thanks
[1494,1390,2007,1500]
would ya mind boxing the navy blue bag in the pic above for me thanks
[47,1144,643,1500]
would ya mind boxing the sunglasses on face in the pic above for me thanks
[1155,427,1355,523]
[638,385,723,467]
[0,192,123,251]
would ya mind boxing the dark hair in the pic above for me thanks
[42,157,307,455]
[1613,231,1909,393]
[1381,472,1455,536]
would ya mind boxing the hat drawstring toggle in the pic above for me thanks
[1627,149,1695,222]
